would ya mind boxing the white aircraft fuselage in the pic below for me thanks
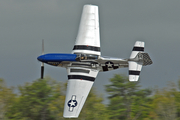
[37,53,128,72]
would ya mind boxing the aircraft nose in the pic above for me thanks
[37,55,44,62]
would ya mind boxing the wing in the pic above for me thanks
[63,67,99,118]
[63,5,100,118]
[72,5,100,56]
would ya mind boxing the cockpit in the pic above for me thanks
[75,54,99,61]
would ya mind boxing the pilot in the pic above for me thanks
[81,57,84,60]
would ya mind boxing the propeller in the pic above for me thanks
[41,39,44,79]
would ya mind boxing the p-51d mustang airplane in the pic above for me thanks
[37,5,152,118]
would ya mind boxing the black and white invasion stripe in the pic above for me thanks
[132,47,144,52]
[68,75,95,82]
[129,70,141,75]
[73,45,100,52]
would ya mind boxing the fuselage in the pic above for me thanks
[37,53,128,72]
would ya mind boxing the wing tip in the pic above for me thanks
[63,115,78,118]
[84,4,98,7]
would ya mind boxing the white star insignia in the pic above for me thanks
[106,62,113,68]
[69,100,76,107]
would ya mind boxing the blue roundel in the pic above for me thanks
[68,100,78,107]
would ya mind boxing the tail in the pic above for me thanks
[128,41,152,81]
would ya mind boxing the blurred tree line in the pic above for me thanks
[1,75,180,120]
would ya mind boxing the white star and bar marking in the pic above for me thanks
[106,62,113,68]
[68,95,78,112]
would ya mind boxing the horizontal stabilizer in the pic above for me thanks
[128,41,144,81]
[130,41,144,58]
[128,61,142,81]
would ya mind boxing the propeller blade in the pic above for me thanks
[41,39,44,79]
[42,39,44,55]
[41,62,44,79]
